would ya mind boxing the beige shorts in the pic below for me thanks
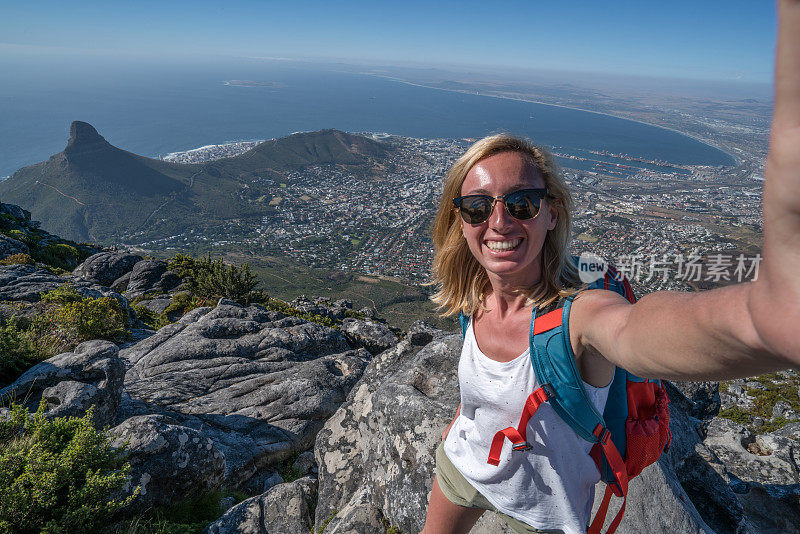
[435,441,565,534]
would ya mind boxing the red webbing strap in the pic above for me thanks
[533,308,562,335]
[588,486,627,534]
[587,424,630,534]
[487,386,551,466]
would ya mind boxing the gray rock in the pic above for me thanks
[218,496,237,514]
[773,400,799,420]
[119,299,369,487]
[203,476,318,534]
[670,381,721,420]
[111,271,131,292]
[73,251,142,286]
[124,260,181,299]
[0,264,70,302]
[340,317,397,355]
[0,202,31,222]
[358,306,376,319]
[134,296,173,316]
[0,339,125,428]
[293,451,317,476]
[0,233,30,260]
[315,328,516,533]
[109,414,225,512]
[704,417,800,485]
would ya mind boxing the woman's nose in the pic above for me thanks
[489,198,514,228]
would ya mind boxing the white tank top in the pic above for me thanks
[443,318,613,534]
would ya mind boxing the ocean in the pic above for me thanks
[0,56,736,178]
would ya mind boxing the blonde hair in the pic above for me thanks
[430,134,581,317]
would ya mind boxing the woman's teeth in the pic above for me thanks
[486,239,521,251]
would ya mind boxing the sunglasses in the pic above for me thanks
[452,188,549,224]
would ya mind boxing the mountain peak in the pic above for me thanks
[65,121,112,159]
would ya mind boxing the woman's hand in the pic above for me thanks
[571,1,800,380]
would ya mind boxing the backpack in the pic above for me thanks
[458,263,671,534]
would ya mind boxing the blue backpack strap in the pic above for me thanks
[458,311,469,339]
[529,296,606,443]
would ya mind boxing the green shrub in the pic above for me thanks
[260,298,338,329]
[52,296,127,341]
[167,254,260,305]
[0,316,40,387]
[278,452,304,483]
[31,243,80,271]
[0,253,35,266]
[41,283,85,305]
[5,229,27,242]
[0,402,137,534]
[163,293,202,318]
[131,305,171,331]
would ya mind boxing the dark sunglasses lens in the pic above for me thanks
[459,196,492,224]
[505,190,541,220]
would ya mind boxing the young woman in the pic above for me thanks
[421,2,800,533]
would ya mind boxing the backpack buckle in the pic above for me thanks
[598,427,611,445]
[542,383,556,399]
[512,441,532,452]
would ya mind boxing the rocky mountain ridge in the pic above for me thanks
[0,201,798,532]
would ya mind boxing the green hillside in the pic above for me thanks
[0,122,393,244]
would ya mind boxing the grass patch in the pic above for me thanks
[107,488,248,534]
[719,372,800,434]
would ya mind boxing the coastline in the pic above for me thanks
[360,72,740,167]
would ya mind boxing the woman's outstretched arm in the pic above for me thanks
[572,0,800,381]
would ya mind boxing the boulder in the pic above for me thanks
[123,259,181,299]
[0,339,125,428]
[670,380,721,420]
[0,233,30,260]
[109,414,225,512]
[203,476,318,534]
[119,298,370,487]
[340,317,398,355]
[703,417,800,486]
[314,324,516,533]
[111,271,131,292]
[72,251,142,286]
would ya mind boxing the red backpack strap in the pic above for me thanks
[587,424,629,534]
[486,308,562,466]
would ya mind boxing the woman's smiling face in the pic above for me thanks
[459,151,558,288]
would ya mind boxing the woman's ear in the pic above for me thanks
[546,201,558,231]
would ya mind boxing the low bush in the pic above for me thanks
[0,402,137,534]
[1,285,130,386]
[167,254,261,305]
[0,253,35,266]
[131,304,172,331]
[31,243,80,271]
[52,296,127,342]
[0,316,40,387]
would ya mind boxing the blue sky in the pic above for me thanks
[0,0,777,83]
